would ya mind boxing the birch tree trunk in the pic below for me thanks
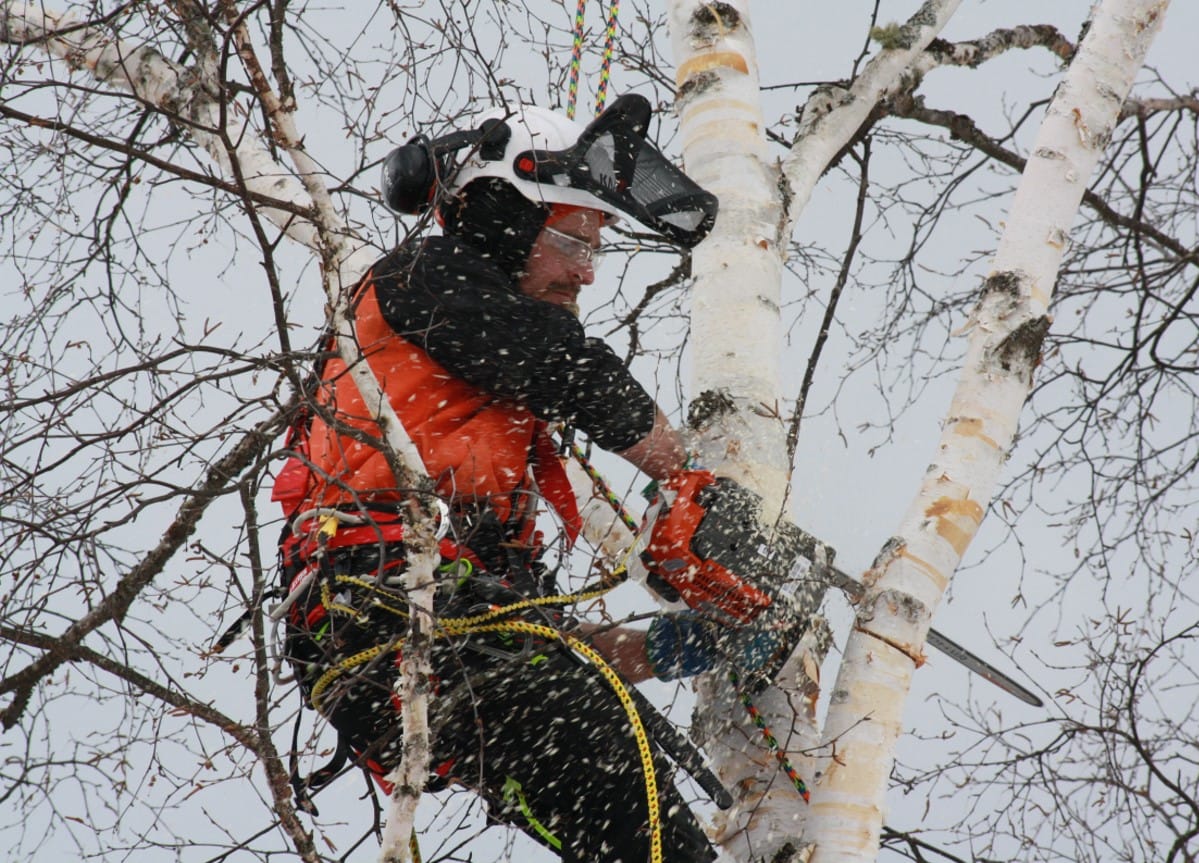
[665,8,794,849]
[806,2,1169,861]
[666,1,960,858]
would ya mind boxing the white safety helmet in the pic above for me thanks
[380,94,718,248]
[450,105,624,219]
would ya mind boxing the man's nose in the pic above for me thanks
[566,259,594,286]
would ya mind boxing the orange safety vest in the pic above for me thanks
[272,276,580,540]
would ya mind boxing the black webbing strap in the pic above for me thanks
[289,713,350,816]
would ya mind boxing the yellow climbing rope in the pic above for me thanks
[448,619,662,863]
[305,570,663,863]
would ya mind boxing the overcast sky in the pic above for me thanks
[4,1,1197,860]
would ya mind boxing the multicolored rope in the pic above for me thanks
[566,0,621,119]
[596,0,620,114]
[567,0,587,120]
[568,442,641,533]
[730,671,811,803]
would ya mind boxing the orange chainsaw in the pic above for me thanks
[637,469,1044,706]
[639,469,832,690]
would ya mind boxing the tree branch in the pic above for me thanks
[887,92,1199,269]
[916,24,1076,72]
[0,402,292,727]
[781,0,963,237]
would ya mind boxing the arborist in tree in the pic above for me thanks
[270,95,788,862]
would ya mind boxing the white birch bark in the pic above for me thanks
[664,9,795,848]
[666,2,960,859]
[666,0,788,505]
[780,0,962,240]
[3,6,439,860]
[806,3,1169,862]
[379,524,440,863]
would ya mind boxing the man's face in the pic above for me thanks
[518,208,603,316]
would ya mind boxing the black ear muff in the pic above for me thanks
[380,120,513,216]
[381,135,439,215]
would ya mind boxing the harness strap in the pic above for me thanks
[285,512,485,570]
[288,713,351,816]
[531,423,581,546]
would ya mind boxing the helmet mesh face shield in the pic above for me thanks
[512,94,718,247]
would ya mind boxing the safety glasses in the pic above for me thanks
[541,225,603,270]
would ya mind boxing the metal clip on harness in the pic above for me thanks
[269,501,449,623]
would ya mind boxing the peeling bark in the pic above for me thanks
[807,3,1169,861]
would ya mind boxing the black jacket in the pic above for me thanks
[369,235,657,452]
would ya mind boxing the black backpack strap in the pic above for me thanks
[288,712,351,816]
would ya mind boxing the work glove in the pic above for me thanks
[720,616,796,685]
[645,610,794,682]
[645,610,721,680]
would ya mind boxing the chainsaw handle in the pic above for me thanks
[641,470,775,624]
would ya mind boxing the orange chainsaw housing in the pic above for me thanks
[641,470,774,624]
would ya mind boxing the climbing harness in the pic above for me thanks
[269,502,450,625]
[304,572,621,713]
[271,483,709,856]
[567,0,621,120]
[297,569,666,863]
[262,409,723,851]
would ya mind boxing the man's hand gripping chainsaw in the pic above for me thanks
[640,469,832,692]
